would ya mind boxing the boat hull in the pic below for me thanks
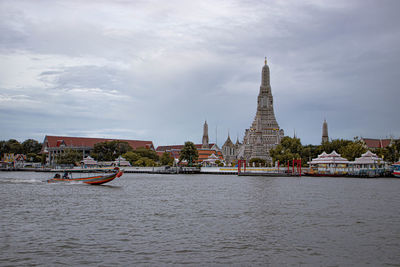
[47,170,123,185]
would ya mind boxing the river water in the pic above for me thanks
[0,172,399,266]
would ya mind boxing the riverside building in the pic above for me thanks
[42,136,154,167]
[156,121,223,166]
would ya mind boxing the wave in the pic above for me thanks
[0,178,44,184]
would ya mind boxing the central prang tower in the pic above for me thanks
[240,58,284,164]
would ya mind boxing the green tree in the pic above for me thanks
[91,140,133,161]
[22,139,42,154]
[160,152,174,166]
[132,158,156,167]
[179,141,198,166]
[316,139,352,155]
[339,140,367,161]
[26,152,41,162]
[144,158,157,167]
[384,140,400,163]
[41,153,46,165]
[133,159,145,167]
[122,151,140,164]
[134,147,159,161]
[269,137,302,165]
[56,149,81,165]
[0,140,6,158]
[1,139,24,154]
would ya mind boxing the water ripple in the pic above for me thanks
[1,173,400,266]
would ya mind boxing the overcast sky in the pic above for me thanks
[1,0,399,147]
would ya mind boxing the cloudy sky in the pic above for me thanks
[1,0,399,147]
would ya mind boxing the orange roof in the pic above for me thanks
[197,149,224,162]
[362,138,392,149]
[43,135,154,151]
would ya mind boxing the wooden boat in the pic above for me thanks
[47,167,123,185]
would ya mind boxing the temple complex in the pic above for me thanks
[237,58,284,164]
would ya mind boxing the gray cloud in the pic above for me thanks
[0,0,399,146]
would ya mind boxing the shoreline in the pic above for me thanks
[0,167,395,178]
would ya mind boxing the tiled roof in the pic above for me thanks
[351,150,383,164]
[308,150,349,164]
[43,135,154,151]
[361,138,392,149]
[197,149,224,161]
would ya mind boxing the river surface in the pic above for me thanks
[0,172,399,266]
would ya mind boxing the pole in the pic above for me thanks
[299,159,302,176]
[292,159,295,175]
[287,161,289,174]
[297,159,300,175]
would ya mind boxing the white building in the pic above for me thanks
[308,151,349,176]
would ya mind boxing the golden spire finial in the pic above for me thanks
[265,56,267,65]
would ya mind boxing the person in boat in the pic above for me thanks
[54,173,61,178]
[63,172,69,179]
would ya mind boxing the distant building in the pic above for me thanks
[114,156,131,167]
[42,135,154,166]
[1,153,26,168]
[238,58,284,164]
[361,138,396,150]
[322,119,329,143]
[308,151,349,175]
[349,150,386,169]
[222,134,241,166]
[80,156,97,168]
[198,149,224,166]
[156,121,223,165]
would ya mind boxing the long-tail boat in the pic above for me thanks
[46,167,123,185]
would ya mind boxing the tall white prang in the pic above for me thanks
[238,58,284,164]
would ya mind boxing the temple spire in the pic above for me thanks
[322,119,329,143]
[264,56,267,65]
[202,120,209,148]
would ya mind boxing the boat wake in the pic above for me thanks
[0,178,43,184]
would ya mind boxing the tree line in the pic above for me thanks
[0,139,43,162]
[57,140,175,166]
[2,137,399,167]
[269,136,400,166]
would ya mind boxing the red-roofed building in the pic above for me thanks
[42,135,154,166]
[197,149,224,166]
[361,138,395,149]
